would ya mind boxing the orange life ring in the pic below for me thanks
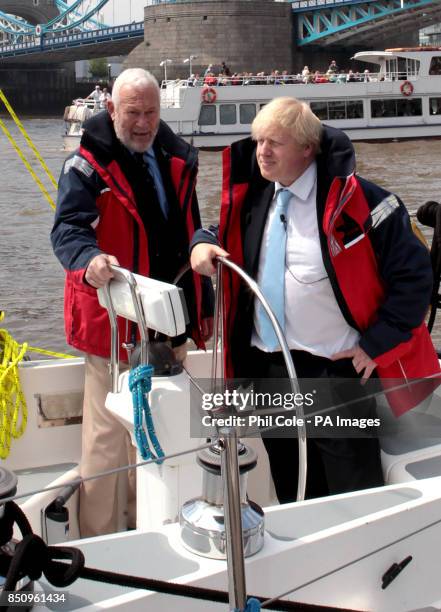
[202,87,217,103]
[400,81,414,96]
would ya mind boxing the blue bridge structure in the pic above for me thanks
[0,0,440,64]
[0,0,143,63]
[293,0,441,47]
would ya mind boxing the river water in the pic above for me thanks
[1,117,440,355]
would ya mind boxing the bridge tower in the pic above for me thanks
[125,0,294,81]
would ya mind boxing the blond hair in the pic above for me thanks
[251,97,322,154]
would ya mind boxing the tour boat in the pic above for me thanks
[64,47,441,151]
[62,98,102,152]
[3,258,441,611]
[160,47,441,148]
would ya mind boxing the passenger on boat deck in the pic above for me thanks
[326,68,337,83]
[51,68,214,538]
[190,96,439,503]
[327,59,339,74]
[221,61,231,77]
[204,72,217,86]
[98,87,111,109]
[86,84,102,104]
[301,65,311,83]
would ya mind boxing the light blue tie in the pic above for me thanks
[257,188,292,351]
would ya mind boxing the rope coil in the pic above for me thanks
[0,313,28,459]
[129,364,164,463]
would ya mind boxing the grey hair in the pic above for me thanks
[112,68,159,107]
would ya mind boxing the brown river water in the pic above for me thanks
[0,117,440,355]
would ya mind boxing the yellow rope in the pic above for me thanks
[0,119,56,210]
[26,346,75,359]
[0,313,28,460]
[0,89,58,191]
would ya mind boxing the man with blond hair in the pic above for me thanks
[190,96,438,501]
[52,68,213,536]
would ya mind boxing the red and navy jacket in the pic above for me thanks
[191,127,440,415]
[52,111,212,359]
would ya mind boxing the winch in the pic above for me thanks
[180,439,265,559]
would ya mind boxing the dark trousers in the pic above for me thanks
[248,347,384,503]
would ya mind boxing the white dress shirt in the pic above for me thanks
[252,161,359,357]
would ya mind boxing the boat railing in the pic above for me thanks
[63,99,101,123]
[382,70,419,81]
[160,79,188,108]
[212,256,307,499]
[160,69,421,89]
[71,98,100,109]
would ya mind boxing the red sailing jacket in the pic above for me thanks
[52,115,208,359]
[216,131,440,416]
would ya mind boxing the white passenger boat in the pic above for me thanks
[2,262,441,611]
[160,47,441,148]
[63,47,441,152]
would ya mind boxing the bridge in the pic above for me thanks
[0,0,440,64]
[0,0,143,63]
[0,22,144,63]
[293,0,441,46]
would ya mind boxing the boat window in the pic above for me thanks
[220,104,237,125]
[385,58,398,80]
[198,104,216,126]
[385,57,420,80]
[429,57,441,76]
[328,101,346,120]
[347,100,364,118]
[371,98,422,118]
[405,58,420,78]
[239,104,257,124]
[310,101,327,120]
[430,97,441,115]
[310,100,363,120]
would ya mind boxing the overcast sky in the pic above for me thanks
[99,0,146,25]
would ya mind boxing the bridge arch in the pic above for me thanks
[0,0,110,40]
[0,0,58,25]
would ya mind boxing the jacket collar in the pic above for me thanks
[317,125,355,180]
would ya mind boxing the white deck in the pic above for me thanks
[32,477,441,610]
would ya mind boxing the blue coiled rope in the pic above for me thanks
[235,598,261,611]
[128,364,164,463]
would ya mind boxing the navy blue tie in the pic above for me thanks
[134,152,168,220]
[257,188,292,351]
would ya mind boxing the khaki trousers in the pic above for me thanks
[79,354,136,537]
